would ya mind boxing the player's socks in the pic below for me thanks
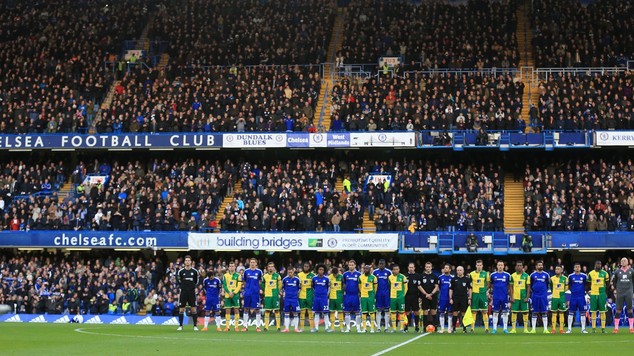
[344,313,351,330]
[243,312,250,330]
[485,313,490,331]
[225,310,231,329]
[300,312,306,330]
[567,314,574,331]
[264,312,270,330]
[615,318,620,330]
[531,315,537,332]
[293,316,300,330]
[558,313,565,332]
[308,311,315,329]
[591,311,597,329]
[439,312,446,332]
[256,311,262,329]
[522,313,528,331]
[314,314,320,331]
[355,315,362,331]
[511,312,517,330]
[447,315,453,332]
[384,313,390,330]
[492,312,499,331]
[391,312,397,331]
[629,318,634,329]
[600,312,606,329]
[338,312,344,331]
[400,313,408,330]
[204,316,210,329]
[284,313,290,330]
[501,312,509,331]
[370,313,376,331]
[329,313,336,329]
[580,315,586,331]
[542,315,548,332]
[551,313,557,332]
[376,312,382,330]
[178,312,184,327]
[275,312,281,330]
[471,312,478,331]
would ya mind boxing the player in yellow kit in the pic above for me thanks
[509,261,531,333]
[298,262,316,331]
[469,260,490,333]
[262,262,282,331]
[328,266,344,332]
[359,264,378,333]
[588,260,610,333]
[222,262,242,331]
[549,265,568,333]
[388,264,408,332]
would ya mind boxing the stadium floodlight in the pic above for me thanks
[114,248,142,251]
[162,249,191,252]
[65,248,92,251]
[108,148,133,151]
[195,147,220,151]
[579,249,607,253]
[17,248,43,251]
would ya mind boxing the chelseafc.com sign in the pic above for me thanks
[53,233,157,248]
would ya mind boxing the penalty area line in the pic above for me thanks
[370,332,430,356]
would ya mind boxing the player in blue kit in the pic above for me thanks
[373,259,392,331]
[281,265,302,333]
[202,271,223,331]
[438,263,454,333]
[343,259,362,332]
[490,261,511,334]
[242,258,264,332]
[529,260,550,333]
[311,264,331,332]
[567,262,589,333]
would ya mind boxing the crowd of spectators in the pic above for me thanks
[1,158,234,232]
[0,0,152,135]
[531,0,634,68]
[533,72,633,130]
[341,0,519,68]
[149,0,335,66]
[523,158,634,232]
[97,65,321,133]
[329,72,525,132]
[217,158,504,233]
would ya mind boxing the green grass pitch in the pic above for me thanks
[2,324,634,355]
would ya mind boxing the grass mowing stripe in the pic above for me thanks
[370,332,430,356]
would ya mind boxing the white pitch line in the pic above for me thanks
[370,332,430,356]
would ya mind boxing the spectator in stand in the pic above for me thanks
[149,0,334,66]
[341,0,519,68]
[99,65,321,133]
[534,72,633,130]
[532,0,634,68]
[329,73,524,132]
[523,158,634,232]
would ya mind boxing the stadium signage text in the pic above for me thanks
[0,134,223,149]
[595,131,634,146]
[188,233,399,251]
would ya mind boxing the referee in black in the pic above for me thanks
[404,262,423,332]
[449,266,471,333]
[420,261,439,331]
[177,255,201,331]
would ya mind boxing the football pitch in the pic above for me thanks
[2,324,634,355]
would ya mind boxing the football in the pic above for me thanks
[0,304,11,314]
[426,325,436,333]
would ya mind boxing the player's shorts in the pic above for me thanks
[406,294,422,311]
[471,293,488,311]
[511,300,529,312]
[390,296,405,312]
[568,296,586,312]
[179,290,197,308]
[438,299,453,313]
[312,297,329,313]
[590,294,607,312]
[343,294,360,312]
[264,296,280,310]
[205,297,220,312]
[551,297,567,312]
[284,299,301,313]
[361,297,376,313]
[300,297,313,310]
[452,296,468,313]
[243,293,260,310]
[531,294,548,313]
[329,299,343,311]
[492,296,509,312]
[224,295,240,309]
[376,294,390,310]
[615,294,633,313]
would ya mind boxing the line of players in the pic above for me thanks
[180,255,634,334]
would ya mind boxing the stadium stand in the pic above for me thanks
[340,0,519,68]
[523,158,634,232]
[531,0,634,68]
[100,65,321,133]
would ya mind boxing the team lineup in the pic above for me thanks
[174,255,634,335]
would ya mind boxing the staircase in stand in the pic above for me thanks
[316,7,345,132]
[504,174,525,233]
[516,0,538,131]
[214,180,242,231]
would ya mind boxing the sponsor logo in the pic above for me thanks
[84,316,103,324]
[5,315,21,322]
[162,317,179,326]
[136,317,155,325]
[53,316,70,323]
[111,317,129,325]
[327,238,338,248]
[29,315,46,323]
